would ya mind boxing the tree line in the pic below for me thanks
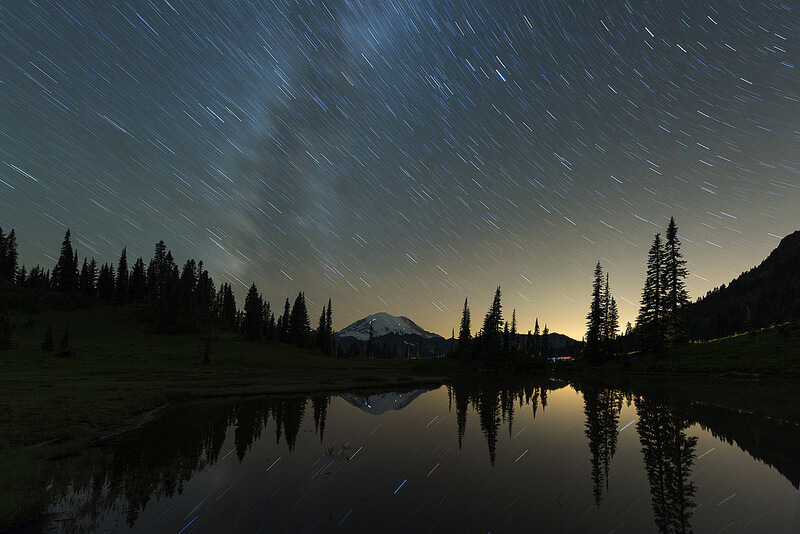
[0,227,335,355]
[450,287,559,364]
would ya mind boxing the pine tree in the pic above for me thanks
[52,229,78,291]
[481,286,503,354]
[510,309,518,351]
[288,292,310,346]
[585,262,606,362]
[637,233,665,354]
[541,325,550,360]
[114,247,129,303]
[243,283,263,339]
[0,228,18,282]
[325,298,333,355]
[128,258,147,302]
[97,263,115,300]
[317,305,327,351]
[457,298,471,356]
[663,217,689,346]
[280,298,291,341]
[533,319,541,360]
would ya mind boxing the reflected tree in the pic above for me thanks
[583,386,623,506]
[635,396,698,534]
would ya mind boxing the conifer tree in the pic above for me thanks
[114,247,129,303]
[325,298,333,355]
[457,298,471,356]
[317,305,327,350]
[585,262,606,362]
[288,292,310,346]
[243,283,263,339]
[52,229,78,291]
[280,298,291,341]
[0,228,18,282]
[663,217,689,346]
[637,233,665,354]
[481,286,503,353]
[97,263,115,300]
[533,319,541,359]
[128,258,147,302]
[541,325,550,360]
[510,309,517,350]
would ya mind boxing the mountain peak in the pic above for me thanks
[337,312,440,340]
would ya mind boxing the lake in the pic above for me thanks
[44,378,800,533]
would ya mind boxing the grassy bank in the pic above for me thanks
[559,321,800,377]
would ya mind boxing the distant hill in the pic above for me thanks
[686,230,800,340]
[335,312,446,358]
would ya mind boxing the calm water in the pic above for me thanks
[45,379,800,533]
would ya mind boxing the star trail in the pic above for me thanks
[1,0,798,337]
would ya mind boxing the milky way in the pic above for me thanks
[1,1,798,337]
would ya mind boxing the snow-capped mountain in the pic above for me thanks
[337,312,440,341]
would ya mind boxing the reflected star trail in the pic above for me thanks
[1,1,798,337]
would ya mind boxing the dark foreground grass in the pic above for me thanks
[559,322,800,377]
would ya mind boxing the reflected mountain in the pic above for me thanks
[339,389,430,415]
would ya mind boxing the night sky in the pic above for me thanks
[1,1,798,338]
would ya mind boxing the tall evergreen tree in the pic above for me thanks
[663,217,689,346]
[0,228,18,282]
[637,233,665,354]
[288,292,310,346]
[243,283,264,339]
[280,298,291,341]
[585,262,606,362]
[52,229,78,291]
[533,319,541,360]
[541,325,550,360]
[97,263,115,300]
[114,247,129,303]
[510,309,517,351]
[317,305,327,350]
[325,298,333,355]
[481,286,503,353]
[457,298,471,356]
[128,258,147,302]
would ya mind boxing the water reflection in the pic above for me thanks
[40,380,800,533]
[635,396,697,534]
[582,386,623,506]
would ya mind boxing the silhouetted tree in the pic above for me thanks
[0,228,18,282]
[585,262,606,362]
[52,229,78,291]
[457,297,471,357]
[663,217,689,346]
[243,283,263,339]
[288,292,310,346]
[128,258,147,302]
[279,298,290,341]
[481,286,503,355]
[114,247,129,304]
[97,263,115,301]
[638,233,666,354]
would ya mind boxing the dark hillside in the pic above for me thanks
[686,231,800,340]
